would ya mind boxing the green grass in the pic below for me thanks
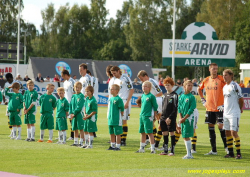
[0,104,249,177]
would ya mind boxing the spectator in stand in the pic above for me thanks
[192,78,198,86]
[23,75,31,81]
[53,74,60,82]
[36,73,44,83]
[159,77,164,86]
[239,80,245,88]
[44,76,51,82]
[133,78,141,85]
[0,72,4,80]
[15,73,23,81]
[176,79,182,86]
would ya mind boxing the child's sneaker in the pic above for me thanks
[80,144,88,148]
[47,140,53,143]
[135,149,145,153]
[235,154,242,159]
[37,139,43,142]
[150,150,156,154]
[224,154,235,158]
[204,150,217,155]
[107,146,116,150]
[168,153,174,156]
[15,137,21,140]
[182,155,194,159]
[85,145,93,149]
[70,144,78,146]
[29,139,35,142]
[10,136,16,139]
[191,149,197,153]
[25,138,30,141]
[60,142,66,145]
[113,147,121,151]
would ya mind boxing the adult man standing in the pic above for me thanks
[61,69,75,140]
[222,69,243,159]
[79,63,92,96]
[110,66,134,146]
[198,63,227,155]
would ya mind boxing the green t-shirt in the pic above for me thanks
[178,93,196,117]
[56,97,69,118]
[23,89,38,112]
[140,92,158,117]
[108,95,124,126]
[0,91,2,102]
[85,96,98,117]
[39,93,57,114]
[69,93,85,116]
[5,88,23,112]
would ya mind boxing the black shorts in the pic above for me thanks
[160,119,176,132]
[205,111,223,124]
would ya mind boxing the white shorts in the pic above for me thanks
[223,116,240,132]
[122,100,131,120]
[156,97,162,114]
[193,108,199,129]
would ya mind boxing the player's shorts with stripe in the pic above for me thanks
[223,116,240,132]
[109,125,123,135]
[156,97,163,114]
[205,111,223,124]
[193,108,199,129]
[9,111,22,126]
[24,111,36,124]
[40,113,54,130]
[72,113,84,131]
[160,118,176,132]
[84,115,97,133]
[56,117,68,131]
[139,116,154,134]
[122,99,131,120]
[181,116,194,138]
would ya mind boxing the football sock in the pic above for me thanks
[150,144,155,151]
[209,126,217,152]
[63,131,66,142]
[140,142,145,150]
[89,136,94,146]
[59,131,63,142]
[116,144,121,148]
[17,127,21,138]
[70,119,74,138]
[226,136,234,155]
[153,126,157,139]
[234,137,241,155]
[171,135,175,153]
[8,120,12,129]
[175,132,180,145]
[13,127,17,137]
[27,128,31,139]
[184,140,192,157]
[79,138,84,146]
[111,143,115,148]
[219,129,227,148]
[163,135,169,153]
[85,134,89,145]
[31,126,35,139]
[122,124,128,143]
[74,138,78,144]
[155,128,162,148]
[49,130,53,140]
[40,130,44,140]
[191,132,197,151]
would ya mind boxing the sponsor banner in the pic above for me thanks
[243,98,250,110]
[162,39,236,67]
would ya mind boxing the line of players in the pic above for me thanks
[1,63,243,159]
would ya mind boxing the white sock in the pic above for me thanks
[13,127,17,137]
[27,129,31,139]
[116,144,120,148]
[31,126,35,139]
[140,142,146,150]
[74,137,78,144]
[111,143,115,148]
[63,131,66,142]
[85,134,89,145]
[17,127,21,138]
[79,138,84,145]
[59,131,63,142]
[89,136,94,146]
[185,140,192,157]
[40,130,44,140]
[150,144,155,151]
[49,130,53,140]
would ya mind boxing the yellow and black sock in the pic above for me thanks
[153,126,157,139]
[226,136,234,155]
[175,132,181,145]
[234,137,241,155]
[122,124,128,143]
[155,128,162,148]
[191,132,197,151]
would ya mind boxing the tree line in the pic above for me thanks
[0,0,249,80]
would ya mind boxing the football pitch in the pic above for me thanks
[0,104,249,177]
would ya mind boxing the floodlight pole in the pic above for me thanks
[171,0,176,81]
[17,0,20,74]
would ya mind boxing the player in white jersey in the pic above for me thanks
[61,69,75,140]
[79,63,93,96]
[87,70,99,100]
[137,70,163,149]
[2,73,23,137]
[222,69,244,159]
[111,66,134,146]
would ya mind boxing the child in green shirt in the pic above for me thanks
[136,81,158,154]
[0,90,2,104]
[37,84,57,143]
[5,83,23,140]
[81,86,98,149]
[178,80,196,159]
[23,80,38,141]
[56,87,69,144]
[69,82,85,146]
[107,84,124,151]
